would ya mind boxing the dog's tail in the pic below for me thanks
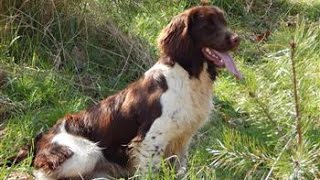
[2,132,42,167]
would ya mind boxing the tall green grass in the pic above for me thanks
[209,18,320,179]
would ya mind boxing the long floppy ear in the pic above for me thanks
[157,12,193,64]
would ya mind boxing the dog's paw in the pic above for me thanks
[34,143,74,172]
[176,167,187,179]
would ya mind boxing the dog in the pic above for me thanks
[12,5,241,179]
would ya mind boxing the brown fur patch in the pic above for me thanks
[33,143,73,172]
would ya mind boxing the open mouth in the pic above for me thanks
[202,47,242,79]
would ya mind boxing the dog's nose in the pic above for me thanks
[230,34,240,47]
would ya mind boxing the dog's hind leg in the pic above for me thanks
[33,126,103,179]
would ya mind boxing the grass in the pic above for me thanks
[1,0,320,179]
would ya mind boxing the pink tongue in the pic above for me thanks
[215,51,242,79]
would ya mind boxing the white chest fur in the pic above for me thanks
[146,62,213,135]
[134,62,214,172]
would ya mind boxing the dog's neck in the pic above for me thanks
[158,52,218,81]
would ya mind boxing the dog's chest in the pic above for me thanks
[126,63,214,168]
[146,63,213,136]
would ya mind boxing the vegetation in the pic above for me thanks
[0,0,319,179]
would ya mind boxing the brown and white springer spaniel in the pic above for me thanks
[22,5,241,179]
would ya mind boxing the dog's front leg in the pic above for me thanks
[175,144,189,177]
[134,136,167,174]
[168,137,191,177]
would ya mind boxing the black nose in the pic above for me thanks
[230,34,240,48]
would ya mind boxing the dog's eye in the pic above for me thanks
[192,13,216,31]
[207,17,218,29]
[209,18,216,26]
[193,17,209,28]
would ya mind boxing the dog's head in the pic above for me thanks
[158,6,241,80]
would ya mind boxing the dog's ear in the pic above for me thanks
[157,12,193,64]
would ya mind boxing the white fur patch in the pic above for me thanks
[39,121,103,179]
[147,62,213,135]
[53,121,102,178]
